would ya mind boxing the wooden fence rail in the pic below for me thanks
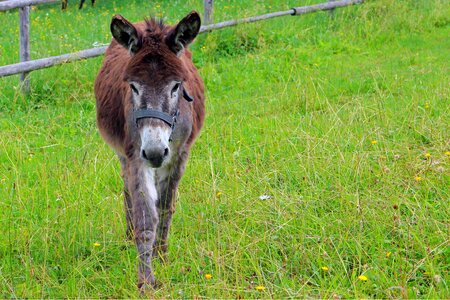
[0,0,58,11]
[0,0,363,91]
[200,0,362,32]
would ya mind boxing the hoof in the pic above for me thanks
[138,279,161,295]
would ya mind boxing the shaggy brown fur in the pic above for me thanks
[94,12,204,290]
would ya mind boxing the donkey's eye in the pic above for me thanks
[130,83,139,95]
[171,82,181,96]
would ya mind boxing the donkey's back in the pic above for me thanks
[94,12,204,290]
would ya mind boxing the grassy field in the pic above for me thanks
[0,0,449,298]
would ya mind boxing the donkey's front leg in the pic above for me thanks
[153,179,177,262]
[128,162,159,289]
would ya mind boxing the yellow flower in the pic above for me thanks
[386,251,392,257]
[415,176,422,181]
[205,273,212,280]
[321,266,329,271]
[371,140,378,145]
[93,242,101,247]
[255,285,265,291]
[445,151,450,156]
[424,153,431,158]
[358,275,368,281]
[216,192,222,197]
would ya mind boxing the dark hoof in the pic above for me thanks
[138,279,161,295]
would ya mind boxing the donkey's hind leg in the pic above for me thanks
[153,152,188,261]
[153,181,176,262]
[78,0,85,9]
[119,156,134,240]
[61,0,68,10]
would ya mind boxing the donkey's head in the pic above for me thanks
[111,12,201,168]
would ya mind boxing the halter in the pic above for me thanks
[133,87,194,142]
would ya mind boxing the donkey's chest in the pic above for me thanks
[140,164,172,196]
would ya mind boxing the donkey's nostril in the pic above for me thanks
[142,149,148,160]
[163,148,169,157]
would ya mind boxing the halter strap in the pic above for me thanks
[133,109,176,127]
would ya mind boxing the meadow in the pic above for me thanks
[0,0,449,298]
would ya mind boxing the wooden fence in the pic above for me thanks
[0,0,363,93]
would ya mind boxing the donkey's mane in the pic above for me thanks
[144,17,167,33]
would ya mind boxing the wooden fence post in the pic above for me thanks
[19,5,30,94]
[328,0,337,16]
[203,0,213,25]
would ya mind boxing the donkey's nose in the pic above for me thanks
[141,147,169,168]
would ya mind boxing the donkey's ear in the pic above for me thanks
[111,15,142,55]
[166,11,201,55]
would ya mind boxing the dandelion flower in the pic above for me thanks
[255,285,265,291]
[445,151,450,156]
[386,251,392,257]
[93,242,101,247]
[415,176,422,181]
[216,192,222,197]
[371,140,378,145]
[424,153,431,158]
[205,273,212,280]
[358,275,368,281]
[321,266,329,271]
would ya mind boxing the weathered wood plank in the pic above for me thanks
[200,10,291,33]
[19,5,30,93]
[328,0,338,15]
[200,0,362,33]
[291,0,362,15]
[203,0,213,25]
[0,0,58,11]
[0,46,107,77]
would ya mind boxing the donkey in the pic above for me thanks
[78,0,95,9]
[61,0,95,10]
[94,11,204,289]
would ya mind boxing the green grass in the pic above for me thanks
[1,0,449,298]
